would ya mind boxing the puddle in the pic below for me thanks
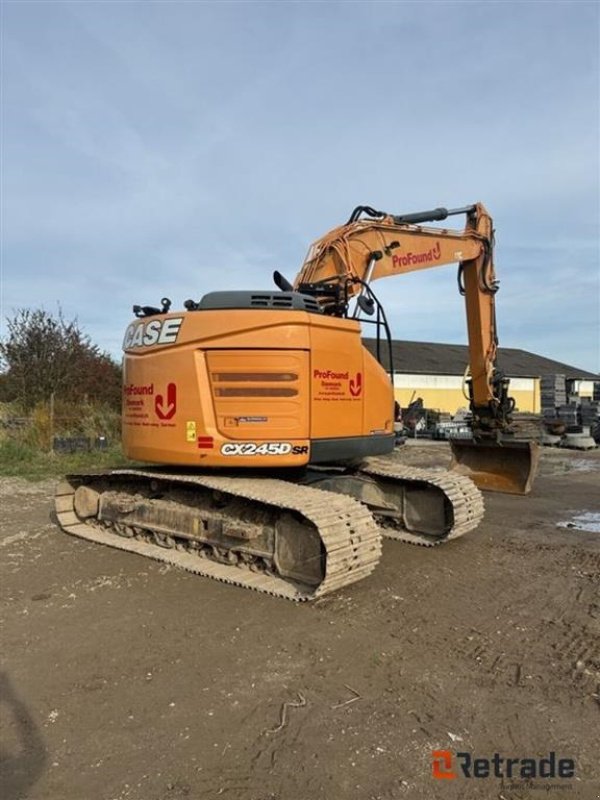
[568,460,600,472]
[557,511,600,533]
[539,457,600,477]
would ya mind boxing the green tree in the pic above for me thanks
[0,308,121,410]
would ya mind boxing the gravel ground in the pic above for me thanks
[1,443,599,800]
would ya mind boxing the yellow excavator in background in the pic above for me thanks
[56,202,539,600]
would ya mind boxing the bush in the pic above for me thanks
[0,307,121,410]
[0,307,131,478]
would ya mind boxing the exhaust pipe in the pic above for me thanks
[450,439,540,495]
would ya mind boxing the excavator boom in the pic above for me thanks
[292,202,539,495]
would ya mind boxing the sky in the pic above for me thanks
[2,0,599,372]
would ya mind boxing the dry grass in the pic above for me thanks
[0,401,130,480]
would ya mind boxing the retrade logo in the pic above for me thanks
[432,750,456,780]
[431,750,575,782]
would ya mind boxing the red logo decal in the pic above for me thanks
[349,372,362,397]
[155,382,177,420]
[392,241,441,268]
[432,750,456,780]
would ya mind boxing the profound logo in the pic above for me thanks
[349,372,362,397]
[313,369,349,380]
[392,241,441,268]
[155,383,177,420]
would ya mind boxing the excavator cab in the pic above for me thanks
[450,438,540,495]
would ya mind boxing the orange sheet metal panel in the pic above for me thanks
[121,309,312,354]
[206,350,309,441]
[121,308,393,465]
[122,309,313,467]
[123,345,208,466]
[309,316,365,439]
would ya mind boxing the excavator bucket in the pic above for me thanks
[449,439,540,495]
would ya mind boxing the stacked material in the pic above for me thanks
[592,387,600,443]
[580,398,600,427]
[510,413,543,441]
[557,404,579,426]
[535,378,599,448]
[434,421,471,440]
[540,374,566,416]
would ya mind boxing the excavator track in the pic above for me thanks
[358,457,485,547]
[55,470,382,601]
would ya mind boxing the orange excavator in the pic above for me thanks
[56,202,539,600]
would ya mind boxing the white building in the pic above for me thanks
[363,339,598,414]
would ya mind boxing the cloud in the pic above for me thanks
[2,1,598,372]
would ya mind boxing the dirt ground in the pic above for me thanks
[1,443,599,800]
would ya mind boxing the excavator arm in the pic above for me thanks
[282,202,539,494]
